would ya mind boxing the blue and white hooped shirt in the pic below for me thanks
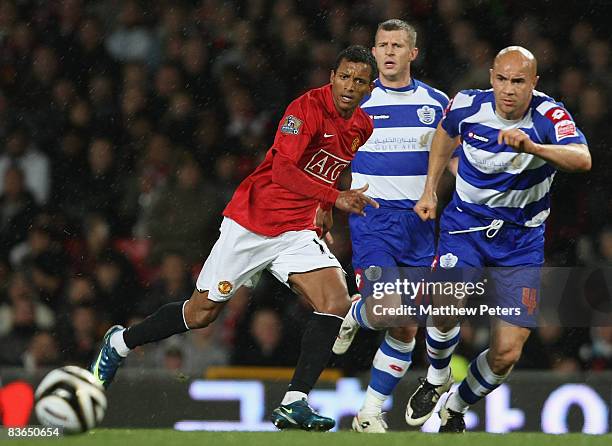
[441,89,587,227]
[351,78,449,210]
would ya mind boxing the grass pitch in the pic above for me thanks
[7,429,612,446]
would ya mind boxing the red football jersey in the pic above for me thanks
[223,84,373,237]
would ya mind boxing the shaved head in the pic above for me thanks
[490,46,539,120]
[493,46,537,76]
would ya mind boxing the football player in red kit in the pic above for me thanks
[90,45,378,431]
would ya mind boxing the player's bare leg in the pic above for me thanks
[440,320,530,433]
[183,289,228,329]
[90,286,242,389]
[270,267,350,431]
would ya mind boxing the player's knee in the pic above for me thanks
[189,309,218,329]
[184,291,221,329]
[317,292,350,317]
[432,314,460,332]
[388,325,417,343]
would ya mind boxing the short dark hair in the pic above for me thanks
[333,45,377,82]
[376,19,417,48]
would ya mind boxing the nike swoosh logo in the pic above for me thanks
[323,133,334,138]
[282,408,293,414]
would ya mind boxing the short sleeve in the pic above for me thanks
[451,144,462,158]
[440,91,474,138]
[534,103,587,145]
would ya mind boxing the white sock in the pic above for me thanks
[446,391,470,414]
[110,329,130,357]
[427,364,452,386]
[360,386,386,415]
[426,324,460,385]
[281,391,307,405]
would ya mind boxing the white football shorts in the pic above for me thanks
[196,217,342,302]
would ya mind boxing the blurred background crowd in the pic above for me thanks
[0,0,610,378]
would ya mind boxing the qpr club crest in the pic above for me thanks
[439,253,458,269]
[364,265,383,281]
[417,105,436,125]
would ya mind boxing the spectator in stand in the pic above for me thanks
[145,153,222,264]
[105,0,156,65]
[150,64,183,122]
[139,252,194,316]
[21,331,60,373]
[58,304,100,367]
[155,326,228,376]
[180,35,215,108]
[50,129,89,218]
[0,125,50,206]
[9,223,58,271]
[232,308,297,367]
[73,16,118,87]
[161,91,197,148]
[0,288,54,366]
[30,251,66,310]
[0,272,54,338]
[94,250,142,325]
[0,166,38,254]
[80,138,125,231]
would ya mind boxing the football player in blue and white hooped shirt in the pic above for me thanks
[332,19,459,433]
[412,46,591,432]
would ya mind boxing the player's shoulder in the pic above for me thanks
[291,86,324,109]
[449,88,493,112]
[355,106,374,131]
[284,86,327,122]
[531,90,572,122]
[413,79,450,106]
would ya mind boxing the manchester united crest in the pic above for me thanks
[351,137,360,152]
[217,281,233,295]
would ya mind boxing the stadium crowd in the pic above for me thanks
[0,0,610,377]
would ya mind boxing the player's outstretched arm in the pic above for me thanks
[415,124,460,221]
[272,154,378,217]
[335,184,379,216]
[498,129,591,172]
[272,153,340,205]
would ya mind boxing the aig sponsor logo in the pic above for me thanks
[304,149,350,184]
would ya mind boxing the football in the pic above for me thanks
[35,366,107,434]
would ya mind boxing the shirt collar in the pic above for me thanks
[375,77,417,92]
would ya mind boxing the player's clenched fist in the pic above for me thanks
[414,192,438,221]
[497,128,538,153]
[335,184,379,216]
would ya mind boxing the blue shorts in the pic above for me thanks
[350,208,434,303]
[436,205,544,327]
